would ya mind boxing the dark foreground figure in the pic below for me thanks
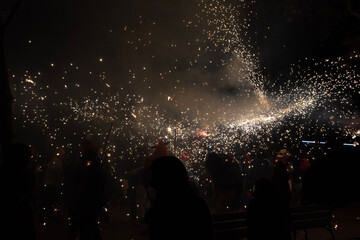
[206,152,243,211]
[68,148,107,240]
[247,177,293,240]
[0,143,37,240]
[247,149,293,240]
[247,178,276,240]
[145,156,214,239]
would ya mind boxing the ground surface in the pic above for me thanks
[36,200,360,240]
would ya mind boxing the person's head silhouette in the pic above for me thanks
[150,156,190,194]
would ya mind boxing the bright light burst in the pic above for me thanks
[11,0,360,180]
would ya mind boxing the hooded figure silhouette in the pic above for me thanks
[145,156,213,239]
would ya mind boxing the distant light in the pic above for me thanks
[302,140,315,144]
[99,58,103,62]
[50,63,54,67]
[343,143,356,147]
[301,140,326,145]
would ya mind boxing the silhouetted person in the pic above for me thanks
[272,149,291,205]
[42,147,64,219]
[292,155,311,204]
[127,148,147,222]
[140,141,170,208]
[271,149,292,240]
[302,146,359,206]
[68,149,106,240]
[0,143,37,240]
[247,178,277,240]
[248,152,272,191]
[206,152,242,211]
[143,141,170,187]
[61,146,78,221]
[145,156,213,239]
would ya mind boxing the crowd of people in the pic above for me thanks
[0,138,358,240]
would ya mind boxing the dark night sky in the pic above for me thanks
[3,1,197,77]
[2,0,359,82]
[1,0,360,151]
[4,1,128,73]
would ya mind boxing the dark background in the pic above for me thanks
[2,0,359,79]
